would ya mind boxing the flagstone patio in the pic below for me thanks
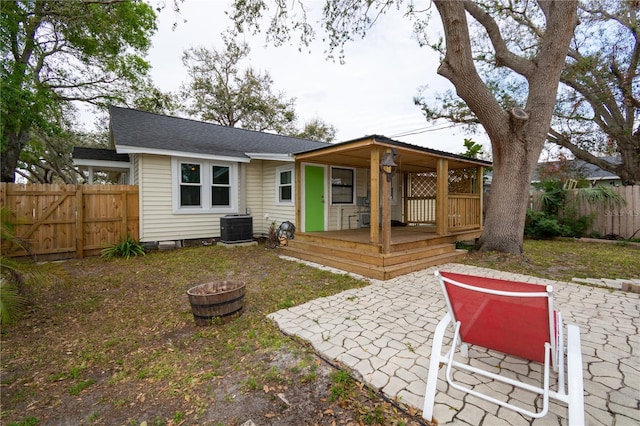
[269,262,640,425]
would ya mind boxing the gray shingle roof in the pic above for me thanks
[72,147,130,162]
[532,156,620,181]
[110,106,328,158]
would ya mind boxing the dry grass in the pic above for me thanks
[1,238,637,425]
[465,238,640,282]
[1,245,421,426]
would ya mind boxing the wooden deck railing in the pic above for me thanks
[405,194,481,231]
[447,194,481,230]
[406,196,436,224]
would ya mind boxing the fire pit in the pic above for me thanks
[187,281,245,325]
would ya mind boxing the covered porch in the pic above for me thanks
[281,136,491,280]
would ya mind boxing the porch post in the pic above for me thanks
[436,158,448,235]
[477,166,484,228]
[381,149,392,254]
[295,160,301,231]
[370,148,381,244]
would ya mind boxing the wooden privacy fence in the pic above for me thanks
[530,185,640,239]
[1,183,139,259]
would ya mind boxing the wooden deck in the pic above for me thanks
[279,226,482,280]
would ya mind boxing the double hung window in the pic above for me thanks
[277,166,294,204]
[180,163,202,207]
[173,158,237,213]
[331,167,355,204]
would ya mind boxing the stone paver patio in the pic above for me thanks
[268,262,640,425]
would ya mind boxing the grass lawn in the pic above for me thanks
[1,239,638,425]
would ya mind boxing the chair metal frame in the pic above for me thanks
[423,271,584,424]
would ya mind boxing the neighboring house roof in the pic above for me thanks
[72,147,130,163]
[532,156,621,183]
[109,106,329,160]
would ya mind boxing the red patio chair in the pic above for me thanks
[423,271,584,424]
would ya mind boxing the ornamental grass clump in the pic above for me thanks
[101,236,146,259]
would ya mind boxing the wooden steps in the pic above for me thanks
[279,232,470,280]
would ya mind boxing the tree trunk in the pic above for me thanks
[433,0,578,254]
[478,129,537,254]
[1,130,30,183]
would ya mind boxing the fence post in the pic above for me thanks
[121,187,128,239]
[76,185,84,259]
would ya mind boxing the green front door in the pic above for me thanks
[304,165,325,231]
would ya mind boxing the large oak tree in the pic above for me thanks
[1,0,157,182]
[230,0,578,254]
[416,0,639,186]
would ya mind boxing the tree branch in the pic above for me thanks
[463,1,533,76]
[433,0,508,138]
[548,127,622,176]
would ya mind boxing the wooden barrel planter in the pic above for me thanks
[187,281,245,325]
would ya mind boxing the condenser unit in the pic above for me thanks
[220,215,253,243]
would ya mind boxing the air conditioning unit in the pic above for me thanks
[220,215,253,243]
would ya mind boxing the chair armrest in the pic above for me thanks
[567,325,584,426]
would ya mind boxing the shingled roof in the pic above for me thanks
[532,156,621,182]
[72,147,130,162]
[109,106,329,159]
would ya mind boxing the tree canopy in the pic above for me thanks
[181,29,297,134]
[0,0,158,182]
[180,29,336,141]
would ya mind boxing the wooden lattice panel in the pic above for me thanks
[409,172,437,197]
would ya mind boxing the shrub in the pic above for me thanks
[524,210,562,239]
[558,206,594,238]
[101,236,146,259]
[0,278,26,326]
[1,207,28,325]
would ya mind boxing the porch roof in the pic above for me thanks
[295,135,492,173]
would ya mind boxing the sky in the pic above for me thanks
[142,0,486,155]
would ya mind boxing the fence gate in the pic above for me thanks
[1,183,139,259]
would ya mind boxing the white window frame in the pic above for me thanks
[276,165,294,205]
[172,157,238,214]
[178,161,202,209]
[211,164,232,207]
[330,166,356,205]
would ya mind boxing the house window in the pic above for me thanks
[331,167,354,204]
[212,165,230,206]
[172,158,238,214]
[277,166,293,204]
[180,163,201,207]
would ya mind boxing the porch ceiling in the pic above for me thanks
[295,136,490,173]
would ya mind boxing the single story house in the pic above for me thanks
[74,106,492,279]
[531,156,623,187]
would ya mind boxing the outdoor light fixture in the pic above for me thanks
[380,148,398,182]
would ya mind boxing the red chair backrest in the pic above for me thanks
[439,271,552,364]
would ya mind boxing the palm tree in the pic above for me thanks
[0,207,27,325]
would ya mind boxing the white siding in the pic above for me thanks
[245,161,265,234]
[136,154,404,241]
[258,161,296,234]
[138,154,241,242]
